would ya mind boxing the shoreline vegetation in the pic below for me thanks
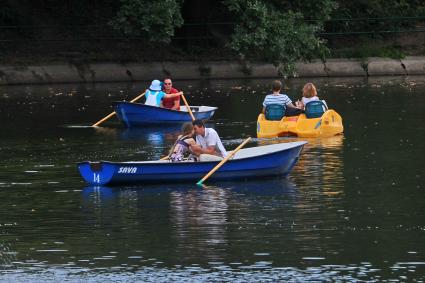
[1,57,425,85]
[1,1,425,84]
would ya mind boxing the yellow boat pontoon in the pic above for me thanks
[257,101,343,138]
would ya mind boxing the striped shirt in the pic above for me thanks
[262,94,292,107]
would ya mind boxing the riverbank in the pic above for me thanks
[1,57,425,85]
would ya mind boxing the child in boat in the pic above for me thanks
[262,80,301,117]
[296,83,327,110]
[168,122,197,162]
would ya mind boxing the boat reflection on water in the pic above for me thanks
[93,125,181,142]
[82,178,297,202]
[256,135,345,197]
[81,178,297,262]
[93,126,180,159]
[168,179,298,261]
[121,126,180,141]
[295,135,344,197]
[255,134,344,149]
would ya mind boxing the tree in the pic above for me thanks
[0,2,19,25]
[331,0,425,33]
[110,0,184,44]
[223,0,336,76]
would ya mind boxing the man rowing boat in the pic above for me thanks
[162,77,184,110]
[144,79,182,107]
[190,120,228,162]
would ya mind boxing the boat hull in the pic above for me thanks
[257,110,343,138]
[113,102,217,127]
[78,142,306,185]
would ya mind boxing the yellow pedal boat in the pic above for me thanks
[257,109,344,138]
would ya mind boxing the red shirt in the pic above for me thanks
[162,87,180,110]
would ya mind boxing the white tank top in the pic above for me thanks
[145,90,161,106]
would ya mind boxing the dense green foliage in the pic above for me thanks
[223,0,335,75]
[0,3,18,25]
[110,0,184,44]
[329,0,425,33]
[334,0,425,19]
[1,0,424,69]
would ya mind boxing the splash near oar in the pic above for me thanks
[196,137,252,186]
[92,91,146,127]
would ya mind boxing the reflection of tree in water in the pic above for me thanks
[169,188,230,262]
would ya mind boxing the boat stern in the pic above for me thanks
[320,110,344,136]
[78,161,116,185]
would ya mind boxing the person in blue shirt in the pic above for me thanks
[145,79,181,107]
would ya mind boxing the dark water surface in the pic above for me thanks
[0,77,424,282]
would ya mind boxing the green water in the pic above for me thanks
[0,77,424,282]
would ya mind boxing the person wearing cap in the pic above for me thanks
[162,77,183,110]
[145,79,181,107]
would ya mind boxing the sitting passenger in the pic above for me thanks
[145,79,182,107]
[296,83,328,110]
[262,80,301,119]
[169,122,197,162]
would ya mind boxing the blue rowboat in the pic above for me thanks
[113,101,217,127]
[78,141,307,186]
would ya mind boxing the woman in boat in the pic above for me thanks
[296,83,328,110]
[262,80,301,117]
[145,79,182,107]
[168,122,197,162]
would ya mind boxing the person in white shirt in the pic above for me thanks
[190,120,228,162]
[296,82,328,109]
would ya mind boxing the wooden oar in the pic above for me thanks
[181,94,196,121]
[196,137,252,186]
[92,91,146,127]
